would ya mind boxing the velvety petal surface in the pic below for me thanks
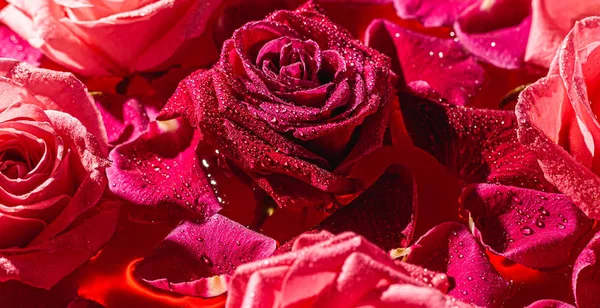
[401,95,553,191]
[454,0,532,69]
[366,19,485,105]
[405,222,510,307]
[94,94,155,147]
[107,118,221,221]
[525,300,575,308]
[228,231,469,308]
[573,231,600,308]
[277,165,417,254]
[134,214,277,298]
[462,184,593,268]
[393,0,477,27]
[0,201,118,289]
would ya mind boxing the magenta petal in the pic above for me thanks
[366,19,485,106]
[95,95,153,147]
[405,222,510,307]
[525,300,575,308]
[0,25,42,66]
[401,96,554,191]
[462,184,593,268]
[573,232,600,307]
[135,214,277,297]
[454,0,531,69]
[107,119,221,221]
[393,0,478,27]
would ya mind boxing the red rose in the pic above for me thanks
[160,3,394,209]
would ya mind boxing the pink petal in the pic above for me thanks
[401,96,554,191]
[366,19,485,106]
[525,0,600,68]
[393,0,478,27]
[406,222,510,307]
[573,231,600,307]
[107,118,221,222]
[135,214,277,298]
[462,184,593,268]
[0,201,119,289]
[454,0,532,69]
[0,59,107,153]
[0,24,42,66]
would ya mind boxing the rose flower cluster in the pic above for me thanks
[0,0,600,307]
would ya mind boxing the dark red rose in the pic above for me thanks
[160,3,394,209]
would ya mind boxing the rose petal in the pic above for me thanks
[94,94,153,147]
[0,24,42,66]
[573,231,600,307]
[406,222,510,307]
[402,95,554,191]
[67,298,105,308]
[454,0,532,69]
[517,75,600,219]
[134,214,277,298]
[462,183,593,268]
[0,60,107,153]
[0,201,118,289]
[107,118,221,221]
[393,0,477,27]
[525,0,600,68]
[525,300,575,308]
[366,19,485,106]
[277,165,417,254]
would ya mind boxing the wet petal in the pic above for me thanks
[134,214,277,298]
[462,184,593,268]
[401,95,554,191]
[107,118,221,222]
[366,19,485,105]
[94,94,155,147]
[573,231,600,307]
[454,0,531,69]
[405,222,510,307]
[0,25,42,66]
[277,165,417,254]
[393,0,477,27]
[525,300,575,308]
[0,201,118,289]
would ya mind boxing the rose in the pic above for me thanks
[160,4,394,209]
[525,0,600,68]
[517,17,600,219]
[0,0,222,76]
[226,231,470,307]
[0,59,117,289]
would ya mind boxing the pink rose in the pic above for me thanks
[227,231,471,308]
[525,0,600,68]
[0,0,223,76]
[0,59,117,288]
[517,17,600,219]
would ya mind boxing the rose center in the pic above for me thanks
[0,149,33,179]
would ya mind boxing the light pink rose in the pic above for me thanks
[227,231,472,308]
[517,17,600,219]
[525,0,600,68]
[0,59,117,289]
[0,0,223,76]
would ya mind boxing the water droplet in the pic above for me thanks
[490,42,496,47]
[539,207,550,216]
[535,219,545,228]
[520,226,533,235]
[200,255,213,267]
[236,241,241,246]
[557,223,565,229]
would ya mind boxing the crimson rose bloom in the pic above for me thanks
[160,3,394,209]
